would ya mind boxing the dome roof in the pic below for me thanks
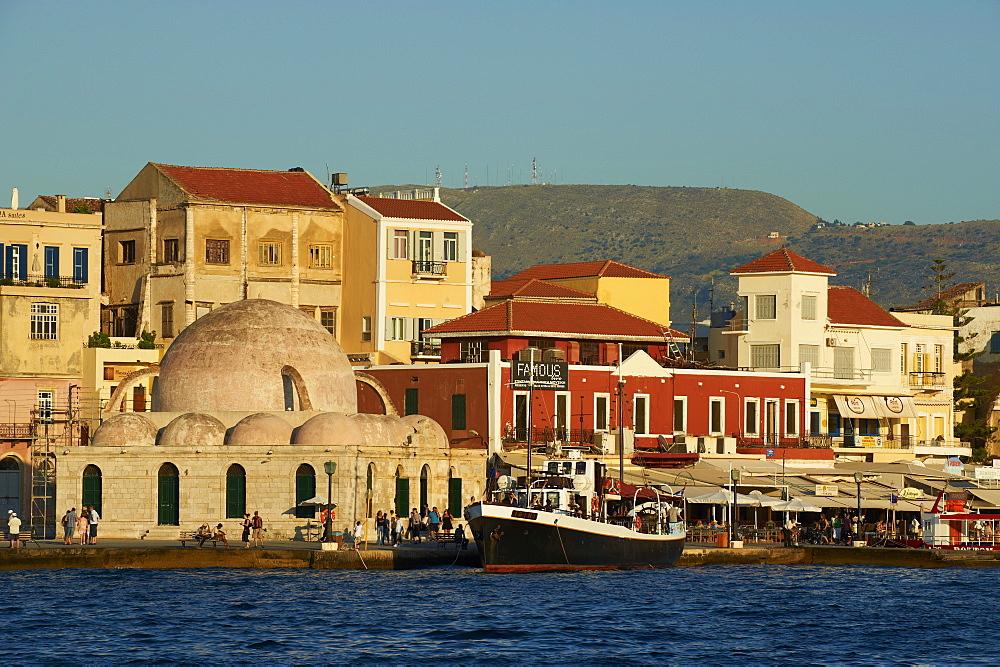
[350,414,416,446]
[160,413,226,448]
[91,413,158,447]
[293,413,366,446]
[401,414,449,448]
[152,299,358,414]
[227,413,294,446]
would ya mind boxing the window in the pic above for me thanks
[161,303,174,338]
[460,340,485,362]
[394,467,409,517]
[448,472,463,517]
[443,232,458,262]
[37,391,54,421]
[934,345,943,373]
[5,244,27,281]
[580,342,600,365]
[595,394,610,431]
[44,246,59,278]
[310,244,333,268]
[103,366,115,381]
[785,401,799,435]
[320,308,336,335]
[801,295,817,320]
[417,231,433,262]
[163,238,179,262]
[119,240,136,264]
[258,241,281,266]
[361,316,372,342]
[633,395,649,435]
[387,317,407,341]
[514,392,529,440]
[834,347,855,379]
[30,303,58,339]
[745,399,760,435]
[799,344,819,371]
[809,412,821,434]
[829,413,842,437]
[295,464,316,519]
[392,230,408,259]
[419,465,429,510]
[673,397,687,433]
[405,388,419,416]
[872,348,891,373]
[755,294,776,320]
[72,247,88,284]
[206,239,230,264]
[991,332,1000,354]
[452,394,467,430]
[750,344,780,369]
[709,397,725,434]
[901,343,908,373]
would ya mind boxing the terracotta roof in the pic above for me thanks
[153,163,340,209]
[827,286,905,328]
[355,196,468,222]
[34,196,103,213]
[488,278,596,300]
[731,246,836,275]
[906,282,985,310]
[424,300,689,341]
[507,260,669,281]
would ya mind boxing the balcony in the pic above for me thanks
[0,423,34,439]
[502,426,595,448]
[411,260,446,278]
[410,340,442,360]
[909,371,947,389]
[721,313,748,333]
[0,274,87,289]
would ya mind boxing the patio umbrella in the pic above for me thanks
[771,498,822,513]
[747,490,787,507]
[297,497,337,507]
[685,489,762,506]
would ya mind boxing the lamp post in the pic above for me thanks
[731,468,741,545]
[324,461,337,545]
[854,470,863,546]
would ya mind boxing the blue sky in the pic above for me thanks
[1,0,997,224]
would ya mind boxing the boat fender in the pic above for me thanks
[591,496,599,514]
[635,515,642,532]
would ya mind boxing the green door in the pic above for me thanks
[81,465,102,515]
[394,477,409,517]
[448,476,463,517]
[295,464,316,519]
[157,463,179,525]
[225,464,246,518]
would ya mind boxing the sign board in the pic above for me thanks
[815,484,839,496]
[946,457,964,472]
[765,448,775,458]
[899,487,923,500]
[975,467,1000,481]
[857,435,883,448]
[511,360,569,390]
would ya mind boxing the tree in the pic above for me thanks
[903,220,915,226]
[922,258,956,314]
[137,330,157,349]
[87,331,111,348]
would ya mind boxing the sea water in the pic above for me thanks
[0,565,990,663]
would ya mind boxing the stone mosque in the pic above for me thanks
[55,299,485,540]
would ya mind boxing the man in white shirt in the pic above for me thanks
[88,506,101,544]
[7,512,22,549]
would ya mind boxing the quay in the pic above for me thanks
[4,539,1000,570]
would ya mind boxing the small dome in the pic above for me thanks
[349,414,415,446]
[152,299,358,414]
[91,413,157,447]
[160,413,226,448]
[293,413,366,446]
[227,413,293,446]
[401,414,449,448]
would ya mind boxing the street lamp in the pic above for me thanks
[731,468,741,544]
[324,461,337,544]
[854,470,863,545]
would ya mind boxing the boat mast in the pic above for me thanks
[525,350,535,507]
[618,343,625,486]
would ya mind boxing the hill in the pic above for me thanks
[371,184,1000,323]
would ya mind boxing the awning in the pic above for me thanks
[832,395,917,419]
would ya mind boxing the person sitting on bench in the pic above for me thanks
[453,523,469,550]
[195,523,213,548]
[212,523,230,548]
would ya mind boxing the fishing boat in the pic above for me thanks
[465,455,686,572]
[901,489,1000,551]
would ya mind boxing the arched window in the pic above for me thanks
[448,468,462,518]
[157,463,179,525]
[366,463,375,518]
[82,464,103,515]
[295,463,316,519]
[394,466,409,518]
[419,465,430,512]
[0,457,21,517]
[226,464,246,518]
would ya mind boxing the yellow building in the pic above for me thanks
[343,189,474,364]
[499,260,673,328]
[103,163,346,345]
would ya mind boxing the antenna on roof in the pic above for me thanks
[531,157,538,185]
[464,163,468,189]
[435,165,442,187]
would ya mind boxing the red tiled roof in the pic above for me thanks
[424,300,689,341]
[488,278,595,300]
[731,246,836,275]
[507,260,669,281]
[827,286,905,328]
[35,196,103,213]
[355,196,468,222]
[154,164,340,209]
[907,282,984,310]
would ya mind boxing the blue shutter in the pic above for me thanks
[44,246,59,278]
[0,244,4,280]
[14,244,27,281]
[4,245,11,281]
[73,248,89,284]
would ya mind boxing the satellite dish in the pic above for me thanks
[496,475,516,491]
[572,474,592,491]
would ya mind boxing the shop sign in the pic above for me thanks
[815,484,838,496]
[974,467,1000,481]
[857,435,883,448]
[899,487,922,500]
[511,360,568,390]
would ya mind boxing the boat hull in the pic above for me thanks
[465,504,685,573]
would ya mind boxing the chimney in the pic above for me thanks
[432,187,440,203]
[56,195,66,213]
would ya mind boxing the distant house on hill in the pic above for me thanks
[894,282,987,315]
[27,195,103,214]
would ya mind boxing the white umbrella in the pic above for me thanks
[771,498,822,513]
[297,496,337,507]
[748,490,787,507]
[685,489,762,506]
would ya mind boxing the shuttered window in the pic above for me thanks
[751,344,780,369]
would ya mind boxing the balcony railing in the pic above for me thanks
[0,274,87,289]
[502,426,595,446]
[0,423,34,439]
[411,260,446,276]
[909,371,947,388]
[410,340,442,358]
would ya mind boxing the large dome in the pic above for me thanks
[152,299,358,414]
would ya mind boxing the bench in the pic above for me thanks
[5,529,39,548]
[435,531,469,549]
[178,530,225,548]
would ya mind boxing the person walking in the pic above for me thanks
[61,508,77,545]
[76,510,90,546]
[393,513,405,547]
[782,516,796,547]
[7,512,21,549]
[375,511,387,545]
[88,506,101,545]
[241,513,252,548]
[428,507,441,539]
[409,508,422,543]
[352,520,364,550]
[251,511,264,548]
[441,508,454,533]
